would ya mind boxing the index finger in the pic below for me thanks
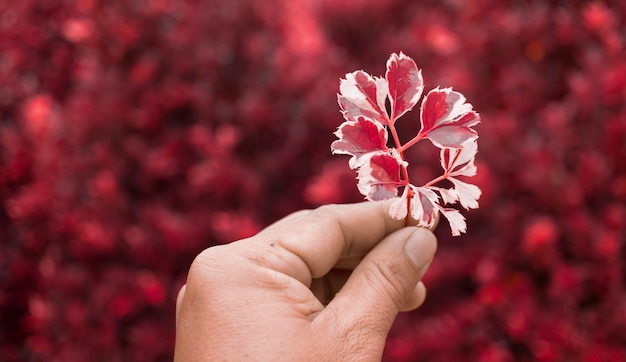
[250,200,408,283]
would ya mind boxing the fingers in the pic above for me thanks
[310,267,430,310]
[252,201,407,284]
[315,227,436,340]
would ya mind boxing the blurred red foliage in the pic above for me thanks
[0,0,624,361]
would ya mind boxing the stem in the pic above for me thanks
[388,121,409,183]
[405,186,414,227]
[398,133,425,153]
[388,116,413,227]
[422,149,461,187]
[423,173,448,187]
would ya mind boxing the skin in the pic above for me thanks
[174,201,437,361]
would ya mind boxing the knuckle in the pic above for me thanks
[190,242,294,291]
[188,245,231,281]
[287,208,314,219]
[309,204,339,221]
[308,204,345,234]
[299,204,346,248]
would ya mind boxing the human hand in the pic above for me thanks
[174,201,437,361]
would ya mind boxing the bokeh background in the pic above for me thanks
[1,0,625,361]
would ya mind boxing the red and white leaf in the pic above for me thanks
[338,71,389,125]
[449,177,481,210]
[410,186,439,228]
[419,87,480,148]
[386,52,423,122]
[437,206,467,236]
[357,152,401,201]
[441,139,478,177]
[331,117,388,169]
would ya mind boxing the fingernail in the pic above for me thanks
[404,229,435,268]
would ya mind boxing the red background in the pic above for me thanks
[1,0,625,361]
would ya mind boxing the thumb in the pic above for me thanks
[315,227,436,351]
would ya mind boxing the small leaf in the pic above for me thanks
[389,194,408,220]
[430,186,459,205]
[338,71,389,125]
[357,152,401,201]
[410,186,439,228]
[331,117,388,169]
[441,139,478,177]
[419,87,480,148]
[437,207,467,236]
[386,52,424,122]
[449,178,481,210]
